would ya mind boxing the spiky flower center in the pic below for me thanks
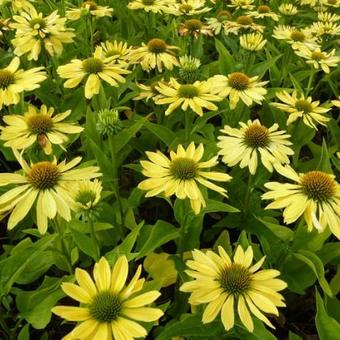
[0,69,14,89]
[290,30,305,42]
[301,171,336,202]
[244,124,269,148]
[311,51,326,60]
[82,1,98,10]
[328,0,336,4]
[170,157,198,180]
[82,57,104,74]
[219,264,252,295]
[228,72,250,91]
[106,49,121,57]
[295,99,313,113]
[147,38,167,54]
[258,5,270,13]
[180,4,193,12]
[178,84,199,98]
[28,162,60,190]
[29,17,46,30]
[89,291,122,323]
[237,16,253,26]
[142,0,155,5]
[217,10,232,21]
[27,114,53,134]
[75,190,97,206]
[185,19,203,31]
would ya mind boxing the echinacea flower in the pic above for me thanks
[180,245,287,332]
[0,57,46,109]
[240,32,267,51]
[262,164,340,238]
[271,91,331,129]
[154,78,222,116]
[317,12,340,22]
[66,1,113,21]
[99,40,132,66]
[278,3,298,15]
[247,5,280,21]
[127,0,169,13]
[52,256,163,340]
[164,0,211,16]
[138,143,231,214]
[206,11,232,35]
[210,72,268,109]
[0,151,101,233]
[11,7,75,60]
[0,105,83,154]
[57,47,130,99]
[217,120,294,175]
[129,38,179,72]
[71,179,102,211]
[227,0,255,10]
[179,19,213,38]
[305,21,340,37]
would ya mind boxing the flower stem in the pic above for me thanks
[86,211,100,261]
[54,220,73,274]
[306,68,315,95]
[184,110,192,145]
[244,173,253,213]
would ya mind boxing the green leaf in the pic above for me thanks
[315,290,340,340]
[294,250,332,296]
[215,38,234,74]
[136,220,180,259]
[17,324,30,340]
[16,276,66,330]
[256,216,294,242]
[288,331,302,340]
[88,139,112,181]
[70,226,98,260]
[144,121,177,146]
[202,199,239,214]
[316,139,333,174]
[235,317,277,340]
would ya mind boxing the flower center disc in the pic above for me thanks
[185,19,203,32]
[0,69,14,89]
[311,51,326,60]
[82,1,98,10]
[295,99,313,113]
[147,38,167,54]
[244,124,269,148]
[180,4,193,13]
[82,57,104,74]
[217,10,232,22]
[228,72,250,91]
[328,0,336,4]
[178,84,199,98]
[27,114,53,134]
[76,190,97,206]
[142,0,155,5]
[89,291,122,323]
[236,16,253,26]
[258,5,271,13]
[28,162,60,190]
[29,17,46,30]
[170,157,197,180]
[301,171,335,201]
[219,264,251,295]
[291,30,305,42]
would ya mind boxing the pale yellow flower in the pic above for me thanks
[71,179,102,211]
[138,143,231,214]
[206,11,232,35]
[127,0,170,13]
[271,91,331,129]
[307,21,340,37]
[247,5,280,21]
[217,120,294,175]
[0,105,83,155]
[11,7,74,60]
[240,32,267,51]
[263,164,340,238]
[66,1,113,21]
[0,57,46,109]
[99,40,132,66]
[317,12,340,22]
[164,0,211,16]
[224,15,264,34]
[278,4,298,15]
[180,245,287,332]
[178,19,213,38]
[227,0,255,10]
[52,256,163,340]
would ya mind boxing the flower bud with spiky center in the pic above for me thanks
[178,55,201,83]
[96,109,122,136]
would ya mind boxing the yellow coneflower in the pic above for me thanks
[240,32,267,51]
[57,47,130,99]
[66,1,113,21]
[127,0,169,13]
[129,38,179,72]
[99,40,132,66]
[271,91,331,129]
[10,7,74,61]
[247,5,280,21]
[278,3,298,15]
[179,19,213,38]
[262,164,340,238]
[224,15,264,34]
[138,143,232,214]
[206,11,232,35]
[0,0,35,13]
[227,0,255,10]
[317,12,340,22]
[180,245,287,332]
[164,0,211,16]
[321,0,340,7]
[217,120,294,175]
[71,179,102,211]
[210,72,268,109]
[0,105,83,155]
[307,21,340,37]
[52,256,163,340]
[133,81,162,102]
[0,57,46,109]
[154,78,222,116]
[294,47,340,73]
[0,150,101,234]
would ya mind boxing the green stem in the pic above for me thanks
[244,173,253,213]
[54,220,73,274]
[306,68,315,95]
[86,211,100,260]
[184,110,192,145]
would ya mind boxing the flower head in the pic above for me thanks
[96,109,123,136]
[138,143,231,214]
[178,55,201,83]
[271,91,331,129]
[0,57,46,109]
[0,151,101,233]
[217,120,294,174]
[228,0,255,10]
[164,0,211,16]
[0,105,83,154]
[66,1,113,21]
[180,245,287,332]
[127,0,168,13]
[262,165,340,238]
[99,40,132,66]
[72,179,102,211]
[278,3,298,15]
[247,5,280,21]
[52,256,163,340]
[240,32,267,51]
[179,19,213,38]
